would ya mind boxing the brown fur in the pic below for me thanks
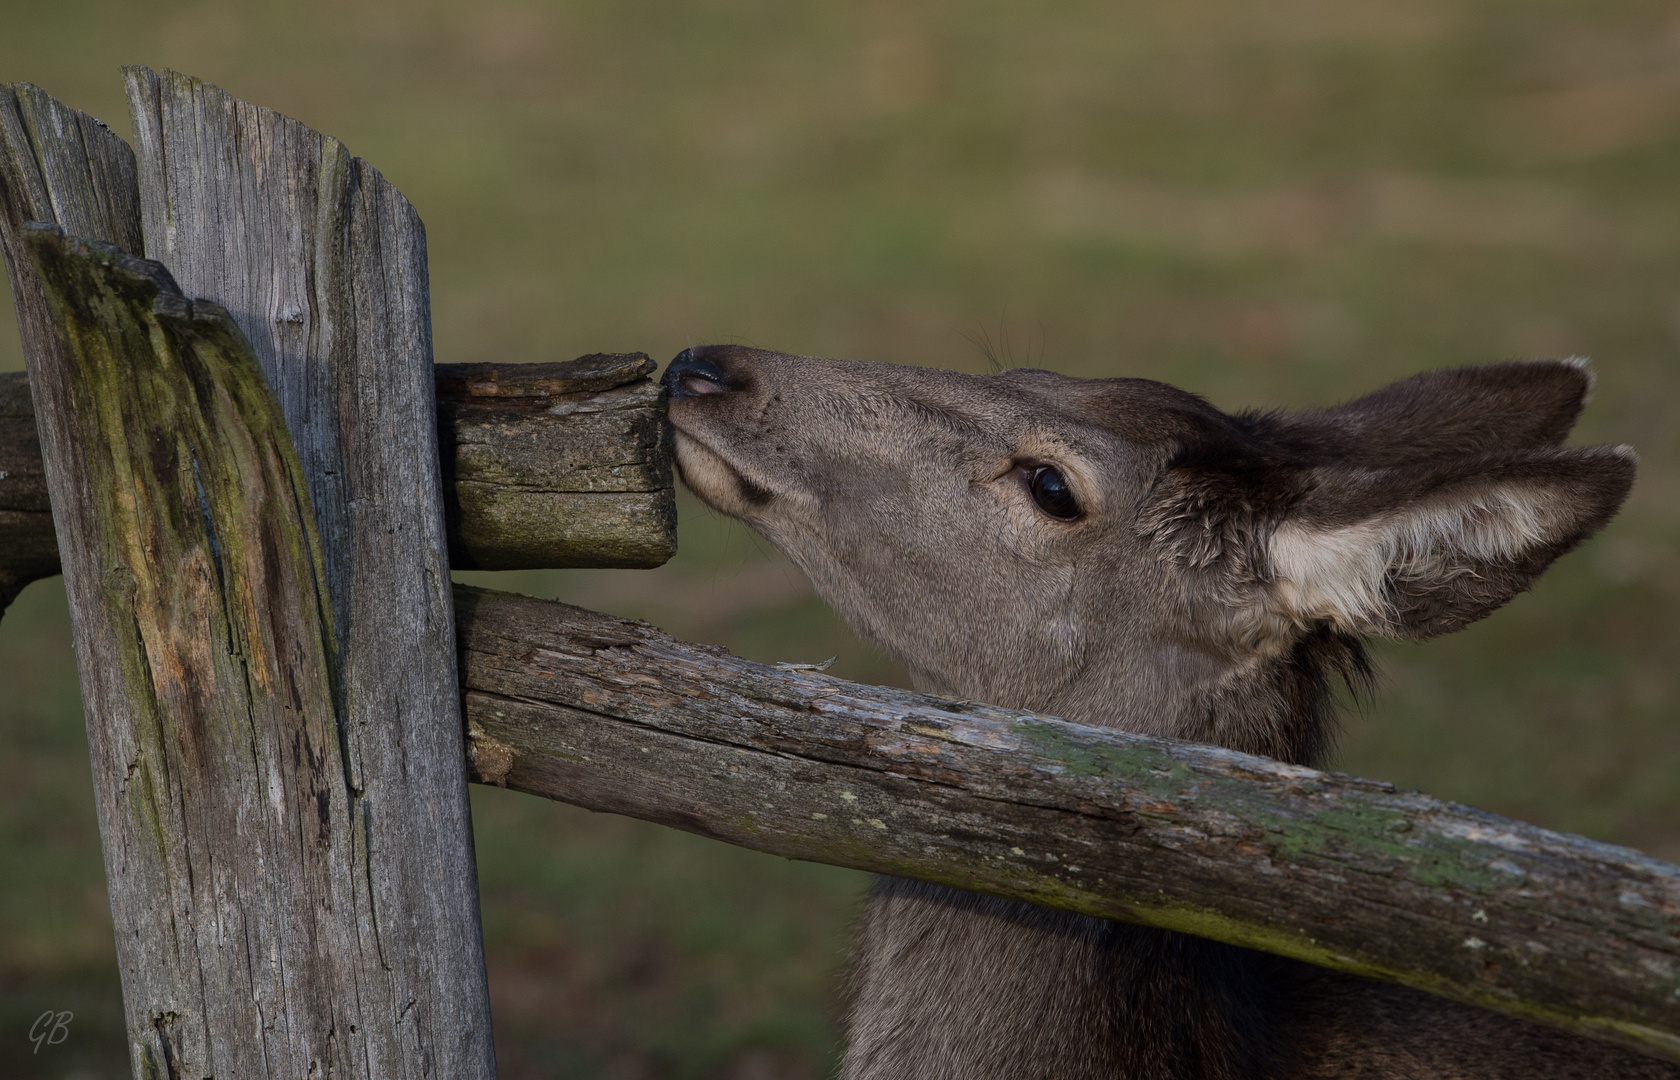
[661,345,1668,1079]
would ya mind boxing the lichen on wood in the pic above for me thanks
[125,66,494,1078]
[0,355,678,614]
[437,354,676,570]
[24,223,368,1079]
[454,584,1680,1065]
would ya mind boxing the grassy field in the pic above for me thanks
[2,0,1678,1076]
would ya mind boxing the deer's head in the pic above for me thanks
[663,346,1632,764]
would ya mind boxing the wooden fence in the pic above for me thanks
[1,71,1677,1078]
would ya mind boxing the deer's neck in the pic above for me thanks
[1035,628,1361,767]
[844,877,1288,1080]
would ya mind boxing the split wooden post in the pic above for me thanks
[22,224,388,1077]
[123,67,495,1077]
[0,79,496,1077]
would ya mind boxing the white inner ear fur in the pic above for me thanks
[1267,483,1567,631]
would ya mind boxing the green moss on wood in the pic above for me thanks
[26,223,352,1074]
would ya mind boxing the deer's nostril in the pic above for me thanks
[663,351,734,400]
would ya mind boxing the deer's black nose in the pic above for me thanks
[663,349,734,399]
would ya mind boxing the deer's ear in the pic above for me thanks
[1265,446,1634,641]
[1255,360,1593,467]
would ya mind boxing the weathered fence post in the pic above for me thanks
[1,79,495,1078]
[26,224,380,1077]
[123,66,495,1076]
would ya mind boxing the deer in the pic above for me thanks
[658,344,1674,1080]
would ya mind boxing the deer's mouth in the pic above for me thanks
[667,425,777,514]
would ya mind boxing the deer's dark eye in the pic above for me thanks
[1028,465,1080,520]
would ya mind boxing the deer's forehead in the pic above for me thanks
[864,366,1218,443]
[715,351,1218,473]
[800,368,1163,442]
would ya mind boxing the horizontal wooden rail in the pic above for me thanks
[437,355,674,570]
[0,371,56,610]
[0,354,675,612]
[454,584,1680,1065]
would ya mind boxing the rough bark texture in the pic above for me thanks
[454,585,1680,1065]
[437,352,676,570]
[0,82,143,614]
[0,358,676,615]
[22,224,406,1078]
[122,67,495,1078]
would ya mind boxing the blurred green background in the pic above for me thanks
[3,0,1678,1076]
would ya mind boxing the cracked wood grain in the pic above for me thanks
[124,66,495,1079]
[0,356,677,613]
[0,80,142,613]
[437,352,676,570]
[1,77,508,1078]
[454,584,1680,1066]
[21,224,388,1080]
